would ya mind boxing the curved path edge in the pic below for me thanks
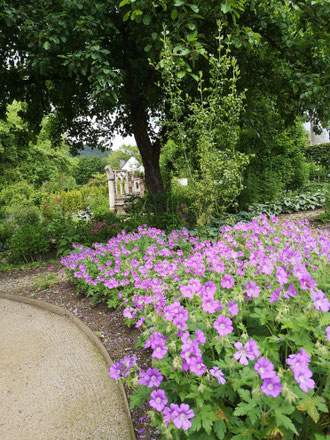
[0,292,136,440]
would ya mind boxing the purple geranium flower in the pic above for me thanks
[152,342,168,359]
[245,281,261,298]
[109,362,123,380]
[189,356,207,376]
[326,326,330,342]
[227,301,238,316]
[162,403,178,426]
[221,274,235,289]
[294,367,315,392]
[261,375,282,398]
[210,367,226,384]
[149,389,168,412]
[246,338,260,358]
[233,342,250,365]
[213,315,233,336]
[203,281,217,296]
[195,329,206,345]
[300,274,316,291]
[269,288,280,303]
[139,368,163,388]
[276,267,288,285]
[233,339,259,365]
[202,296,222,314]
[254,357,276,379]
[286,348,310,371]
[171,403,195,430]
[312,290,330,312]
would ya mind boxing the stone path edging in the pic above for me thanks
[0,292,136,440]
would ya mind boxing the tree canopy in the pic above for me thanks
[0,0,329,193]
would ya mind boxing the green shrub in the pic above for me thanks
[46,216,89,256]
[8,224,50,262]
[317,196,330,223]
[0,219,13,250]
[238,111,310,208]
[88,192,110,219]
[0,181,37,212]
[9,204,42,226]
[73,156,107,186]
[42,178,108,216]
[305,143,330,170]
[126,193,188,232]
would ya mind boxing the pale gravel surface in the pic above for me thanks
[0,298,134,440]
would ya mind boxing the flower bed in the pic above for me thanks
[62,216,330,440]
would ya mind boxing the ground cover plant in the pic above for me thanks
[62,216,330,440]
[248,186,329,218]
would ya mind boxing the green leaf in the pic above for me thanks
[144,44,152,52]
[315,396,328,414]
[190,414,202,432]
[119,0,130,6]
[188,22,196,30]
[202,416,213,434]
[238,389,251,403]
[143,14,151,25]
[43,41,50,51]
[214,419,226,439]
[180,48,190,56]
[233,401,255,417]
[275,413,298,435]
[221,3,232,14]
[189,4,199,13]
[123,11,131,21]
[171,9,178,20]
[129,388,150,409]
[174,0,184,5]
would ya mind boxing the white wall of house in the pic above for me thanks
[303,121,329,146]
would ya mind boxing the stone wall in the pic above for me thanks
[105,166,145,212]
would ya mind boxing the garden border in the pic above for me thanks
[0,292,136,440]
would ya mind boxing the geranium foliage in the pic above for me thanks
[62,217,329,439]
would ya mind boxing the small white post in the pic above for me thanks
[124,172,129,194]
[105,166,115,211]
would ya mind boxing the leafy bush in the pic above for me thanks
[316,197,330,224]
[156,25,249,230]
[42,177,108,216]
[8,204,42,226]
[0,219,13,251]
[238,110,310,208]
[126,193,189,232]
[0,181,37,211]
[249,187,329,217]
[72,156,107,186]
[8,224,50,262]
[305,143,330,170]
[62,219,329,439]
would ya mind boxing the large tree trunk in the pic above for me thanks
[131,107,165,195]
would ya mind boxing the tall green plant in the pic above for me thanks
[156,24,250,232]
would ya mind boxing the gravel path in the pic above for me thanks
[0,296,135,440]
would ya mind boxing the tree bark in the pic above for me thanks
[131,107,165,195]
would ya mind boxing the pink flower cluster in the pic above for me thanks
[61,217,330,433]
[286,348,315,392]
